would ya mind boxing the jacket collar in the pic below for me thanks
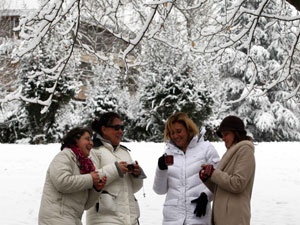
[167,135,200,153]
[93,134,118,151]
[93,134,130,152]
[217,140,254,170]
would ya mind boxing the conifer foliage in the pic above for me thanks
[126,65,213,142]
[1,0,300,143]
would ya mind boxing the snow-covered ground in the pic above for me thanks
[0,142,300,225]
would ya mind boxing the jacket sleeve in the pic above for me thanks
[205,142,220,168]
[203,179,216,194]
[98,163,122,186]
[129,166,146,193]
[49,151,93,193]
[90,148,122,186]
[211,145,255,194]
[153,166,168,195]
[204,142,220,201]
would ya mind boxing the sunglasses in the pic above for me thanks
[105,124,125,131]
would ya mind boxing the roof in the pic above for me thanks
[1,0,40,10]
[0,0,40,16]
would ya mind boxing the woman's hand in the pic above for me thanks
[118,161,141,176]
[118,161,128,175]
[94,176,107,190]
[199,164,215,182]
[90,171,100,185]
[131,161,141,176]
[91,171,107,191]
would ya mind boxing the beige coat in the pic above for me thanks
[204,140,255,225]
[38,148,99,225]
[86,139,145,225]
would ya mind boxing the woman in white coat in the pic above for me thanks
[86,112,146,225]
[38,127,106,225]
[153,112,220,225]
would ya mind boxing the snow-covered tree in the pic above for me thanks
[0,15,81,143]
[125,38,214,142]
[3,0,299,108]
[210,28,300,141]
[193,0,300,101]
[1,0,300,142]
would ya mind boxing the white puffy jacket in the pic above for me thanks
[86,137,146,225]
[153,136,220,225]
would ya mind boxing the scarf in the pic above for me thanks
[70,146,95,174]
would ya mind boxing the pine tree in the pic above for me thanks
[17,34,76,143]
[128,45,213,142]
[210,1,300,141]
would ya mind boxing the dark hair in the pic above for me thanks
[232,131,253,144]
[91,112,121,136]
[60,127,92,150]
[216,115,253,143]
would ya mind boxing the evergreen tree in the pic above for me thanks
[17,33,77,143]
[0,20,80,143]
[210,0,300,141]
[128,58,213,142]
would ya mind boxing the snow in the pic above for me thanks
[1,141,300,225]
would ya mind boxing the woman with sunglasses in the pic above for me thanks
[86,111,146,225]
[38,127,106,225]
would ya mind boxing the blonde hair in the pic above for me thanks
[164,112,199,141]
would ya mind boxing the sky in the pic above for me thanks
[0,141,300,225]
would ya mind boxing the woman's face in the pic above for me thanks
[76,131,93,157]
[221,131,235,149]
[170,122,189,151]
[102,117,124,146]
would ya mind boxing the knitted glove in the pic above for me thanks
[158,154,168,170]
[191,192,208,217]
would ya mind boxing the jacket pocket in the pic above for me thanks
[98,191,117,214]
[163,199,180,221]
[131,196,140,219]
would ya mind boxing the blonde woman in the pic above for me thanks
[153,112,220,225]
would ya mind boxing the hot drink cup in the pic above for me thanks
[127,164,135,172]
[127,160,135,172]
[165,154,174,166]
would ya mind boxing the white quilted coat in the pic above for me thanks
[153,136,220,225]
[86,138,145,225]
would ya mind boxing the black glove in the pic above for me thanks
[191,192,208,217]
[158,154,168,170]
